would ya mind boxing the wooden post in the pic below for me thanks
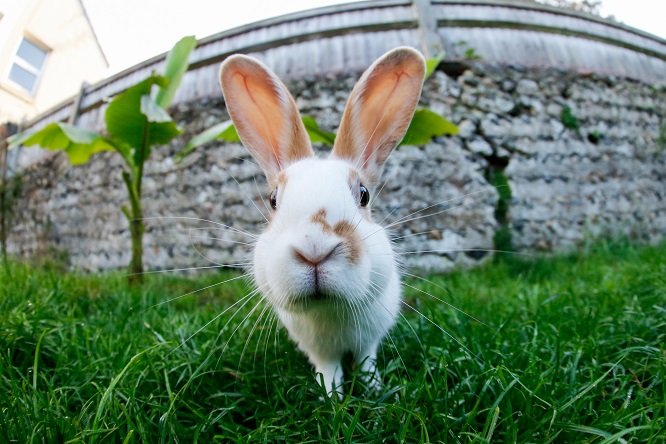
[412,0,444,58]
[68,82,88,125]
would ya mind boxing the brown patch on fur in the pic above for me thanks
[277,171,288,188]
[310,208,363,264]
[311,208,328,228]
[333,220,363,264]
[347,168,361,190]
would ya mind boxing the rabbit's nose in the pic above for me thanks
[292,242,341,267]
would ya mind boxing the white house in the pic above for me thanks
[0,0,108,124]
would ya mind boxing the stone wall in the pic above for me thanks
[8,62,666,273]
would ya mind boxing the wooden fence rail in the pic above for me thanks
[23,0,666,138]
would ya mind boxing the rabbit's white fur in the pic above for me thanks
[220,47,425,395]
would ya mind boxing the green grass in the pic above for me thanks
[1,240,664,443]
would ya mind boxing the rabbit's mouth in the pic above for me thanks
[288,289,336,309]
[311,290,329,301]
[299,289,332,302]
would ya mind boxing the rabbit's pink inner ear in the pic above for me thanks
[333,48,425,183]
[358,63,423,162]
[222,61,285,176]
[221,56,313,184]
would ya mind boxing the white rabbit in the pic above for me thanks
[219,47,425,395]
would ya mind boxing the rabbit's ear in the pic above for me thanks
[332,47,425,185]
[220,55,313,186]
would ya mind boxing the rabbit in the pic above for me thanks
[219,47,426,396]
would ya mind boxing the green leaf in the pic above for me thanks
[176,120,239,162]
[425,51,445,81]
[155,36,197,109]
[400,108,459,146]
[107,137,134,169]
[11,123,115,164]
[7,131,33,148]
[178,114,337,162]
[105,75,181,165]
[302,115,336,145]
[141,95,172,123]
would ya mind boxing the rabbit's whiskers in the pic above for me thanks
[223,165,270,224]
[215,289,268,374]
[401,299,478,361]
[161,227,254,247]
[400,248,529,257]
[167,285,258,357]
[237,299,273,372]
[366,279,413,384]
[139,215,259,239]
[398,271,493,330]
[150,273,250,311]
[187,232,220,267]
[369,268,481,362]
[185,235,253,247]
[128,265,226,276]
[207,283,270,368]
[146,163,502,396]
[147,47,513,396]
[365,188,497,241]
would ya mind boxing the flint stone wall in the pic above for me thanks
[8,62,666,273]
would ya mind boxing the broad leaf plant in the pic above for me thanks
[10,36,197,284]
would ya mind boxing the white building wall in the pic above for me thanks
[0,0,107,123]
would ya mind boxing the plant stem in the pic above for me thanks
[122,170,144,285]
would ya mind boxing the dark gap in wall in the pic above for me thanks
[440,61,470,80]
[465,249,488,260]
[587,131,602,145]
[484,154,513,254]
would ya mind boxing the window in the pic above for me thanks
[8,37,48,95]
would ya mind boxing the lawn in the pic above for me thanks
[1,239,664,443]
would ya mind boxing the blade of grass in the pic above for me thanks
[90,344,163,443]
[559,355,627,411]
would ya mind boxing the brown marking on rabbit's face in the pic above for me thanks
[347,168,361,190]
[311,208,328,227]
[333,220,362,263]
[310,208,362,264]
[277,171,288,188]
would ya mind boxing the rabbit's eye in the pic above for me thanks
[269,188,278,210]
[359,185,370,207]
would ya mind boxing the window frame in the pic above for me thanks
[6,35,50,97]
